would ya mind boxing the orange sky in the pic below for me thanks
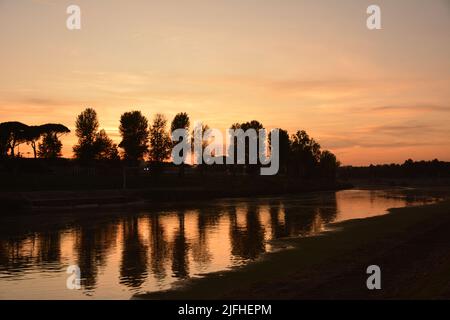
[0,0,449,165]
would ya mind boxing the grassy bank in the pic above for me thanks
[136,198,450,299]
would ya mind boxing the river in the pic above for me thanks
[0,188,438,299]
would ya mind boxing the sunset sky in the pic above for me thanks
[0,0,449,165]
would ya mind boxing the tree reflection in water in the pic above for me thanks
[0,189,437,298]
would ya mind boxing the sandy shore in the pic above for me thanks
[136,198,450,299]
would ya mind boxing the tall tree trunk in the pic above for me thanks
[9,142,15,157]
[31,141,37,158]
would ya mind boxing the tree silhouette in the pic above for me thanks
[291,130,321,178]
[0,126,7,158]
[191,123,210,174]
[339,159,449,180]
[94,129,119,160]
[36,123,70,159]
[0,122,69,159]
[239,120,264,175]
[318,150,340,179]
[0,121,28,158]
[227,123,241,175]
[170,112,190,134]
[170,112,190,177]
[74,108,117,162]
[118,111,149,162]
[38,133,63,158]
[24,126,44,159]
[39,123,70,136]
[191,123,210,153]
[269,128,290,175]
[73,108,100,161]
[149,114,171,164]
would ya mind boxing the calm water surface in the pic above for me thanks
[0,188,438,299]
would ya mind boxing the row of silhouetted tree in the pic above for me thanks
[339,159,450,179]
[71,108,173,164]
[268,127,340,179]
[1,107,340,178]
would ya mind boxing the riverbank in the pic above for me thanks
[136,197,450,299]
[1,178,351,213]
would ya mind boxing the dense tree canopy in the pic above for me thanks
[290,130,321,178]
[74,108,117,162]
[118,111,149,162]
[149,114,171,164]
[94,129,120,161]
[38,133,63,159]
[73,108,100,161]
[171,112,190,176]
[36,124,70,159]
[269,129,290,174]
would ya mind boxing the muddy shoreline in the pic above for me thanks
[136,196,450,300]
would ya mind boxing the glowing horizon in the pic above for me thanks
[1,0,449,166]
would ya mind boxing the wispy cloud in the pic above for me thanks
[370,104,450,113]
